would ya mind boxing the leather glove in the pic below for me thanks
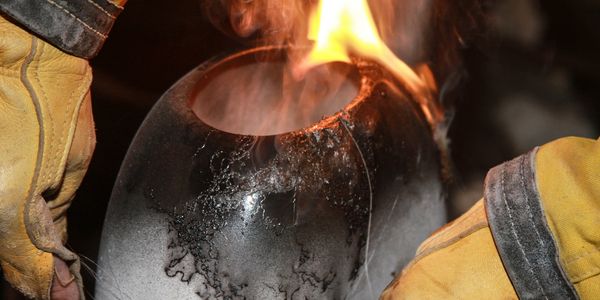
[381,137,600,299]
[0,15,95,299]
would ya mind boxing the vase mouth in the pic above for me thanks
[189,46,365,137]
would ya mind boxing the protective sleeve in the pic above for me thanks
[485,136,600,299]
[381,136,599,300]
[484,147,579,299]
[0,0,127,59]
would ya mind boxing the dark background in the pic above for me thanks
[2,0,599,298]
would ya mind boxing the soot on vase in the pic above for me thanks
[96,46,447,299]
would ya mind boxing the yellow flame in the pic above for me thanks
[304,0,426,95]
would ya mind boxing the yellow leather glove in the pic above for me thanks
[381,136,600,299]
[380,200,518,299]
[0,15,95,299]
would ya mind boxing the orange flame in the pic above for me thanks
[303,0,427,95]
[198,0,443,135]
[301,0,442,126]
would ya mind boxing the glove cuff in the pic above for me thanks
[484,149,578,299]
[0,0,124,59]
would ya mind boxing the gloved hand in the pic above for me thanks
[0,15,95,299]
[381,136,600,299]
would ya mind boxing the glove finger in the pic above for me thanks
[46,92,96,243]
[52,256,80,300]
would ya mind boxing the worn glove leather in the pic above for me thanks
[380,199,518,299]
[381,136,600,299]
[0,15,95,299]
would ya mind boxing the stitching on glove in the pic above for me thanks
[32,42,57,189]
[21,37,45,201]
[417,202,484,253]
[32,41,82,190]
[31,42,54,189]
[395,225,490,283]
[42,0,109,39]
[518,155,545,246]
[501,165,548,299]
[53,64,80,188]
[85,0,117,19]
[19,36,55,300]
[416,223,488,261]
